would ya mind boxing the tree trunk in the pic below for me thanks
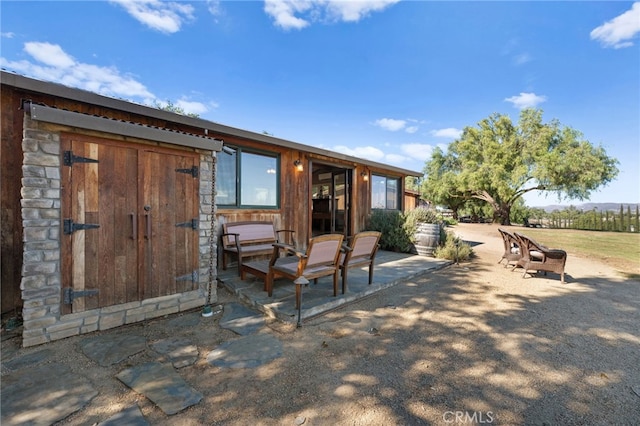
[473,192,511,225]
[493,204,511,225]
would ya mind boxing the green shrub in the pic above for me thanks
[434,230,473,262]
[441,216,457,226]
[367,208,458,254]
[404,207,442,245]
[405,206,439,224]
[367,210,413,252]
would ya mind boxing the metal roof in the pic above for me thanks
[1,70,422,176]
[25,102,223,152]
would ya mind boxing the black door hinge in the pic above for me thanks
[63,287,99,304]
[176,218,198,230]
[175,165,198,178]
[175,270,198,283]
[64,219,100,234]
[64,150,99,166]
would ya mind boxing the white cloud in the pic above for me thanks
[374,118,407,131]
[332,145,385,162]
[1,32,15,38]
[325,0,400,22]
[502,38,533,67]
[263,0,399,30]
[374,118,422,133]
[263,0,310,30]
[513,52,532,66]
[2,41,220,113]
[430,128,462,139]
[501,37,519,54]
[24,42,75,68]
[207,0,222,17]
[504,92,547,109]
[110,0,195,34]
[400,143,433,162]
[330,142,429,171]
[176,99,210,115]
[590,2,640,49]
[1,42,156,102]
[385,153,409,165]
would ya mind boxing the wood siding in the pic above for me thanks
[0,84,24,316]
[215,137,408,252]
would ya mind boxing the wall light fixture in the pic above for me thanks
[294,159,304,172]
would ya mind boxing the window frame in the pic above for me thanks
[371,174,402,211]
[216,145,280,209]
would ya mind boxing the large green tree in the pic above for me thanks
[421,108,619,225]
[422,147,468,219]
[154,100,200,118]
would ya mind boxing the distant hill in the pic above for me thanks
[536,203,640,213]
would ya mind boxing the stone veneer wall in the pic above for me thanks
[20,115,217,347]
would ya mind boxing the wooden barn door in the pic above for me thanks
[139,150,200,299]
[61,135,199,314]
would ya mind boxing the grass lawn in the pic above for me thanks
[520,228,640,279]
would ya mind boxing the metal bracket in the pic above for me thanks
[175,270,198,283]
[21,98,33,111]
[63,287,99,304]
[64,219,100,235]
[176,218,198,230]
[175,165,199,178]
[64,150,99,166]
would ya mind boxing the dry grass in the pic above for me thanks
[520,228,640,278]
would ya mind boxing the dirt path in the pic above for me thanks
[4,224,639,425]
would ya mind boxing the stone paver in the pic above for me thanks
[80,334,147,366]
[150,337,199,368]
[2,348,53,372]
[116,362,203,415]
[206,333,282,368]
[98,404,149,426]
[1,364,97,426]
[219,302,266,335]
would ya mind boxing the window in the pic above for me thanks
[217,147,279,208]
[371,174,400,210]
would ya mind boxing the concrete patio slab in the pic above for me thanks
[219,250,451,324]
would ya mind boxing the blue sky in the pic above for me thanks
[2,0,639,207]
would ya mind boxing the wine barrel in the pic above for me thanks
[412,223,441,256]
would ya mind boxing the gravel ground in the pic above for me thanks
[2,223,639,425]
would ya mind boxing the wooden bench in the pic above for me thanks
[220,221,295,276]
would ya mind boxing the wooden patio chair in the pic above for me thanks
[265,233,344,309]
[513,232,567,284]
[339,231,381,294]
[498,228,522,267]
